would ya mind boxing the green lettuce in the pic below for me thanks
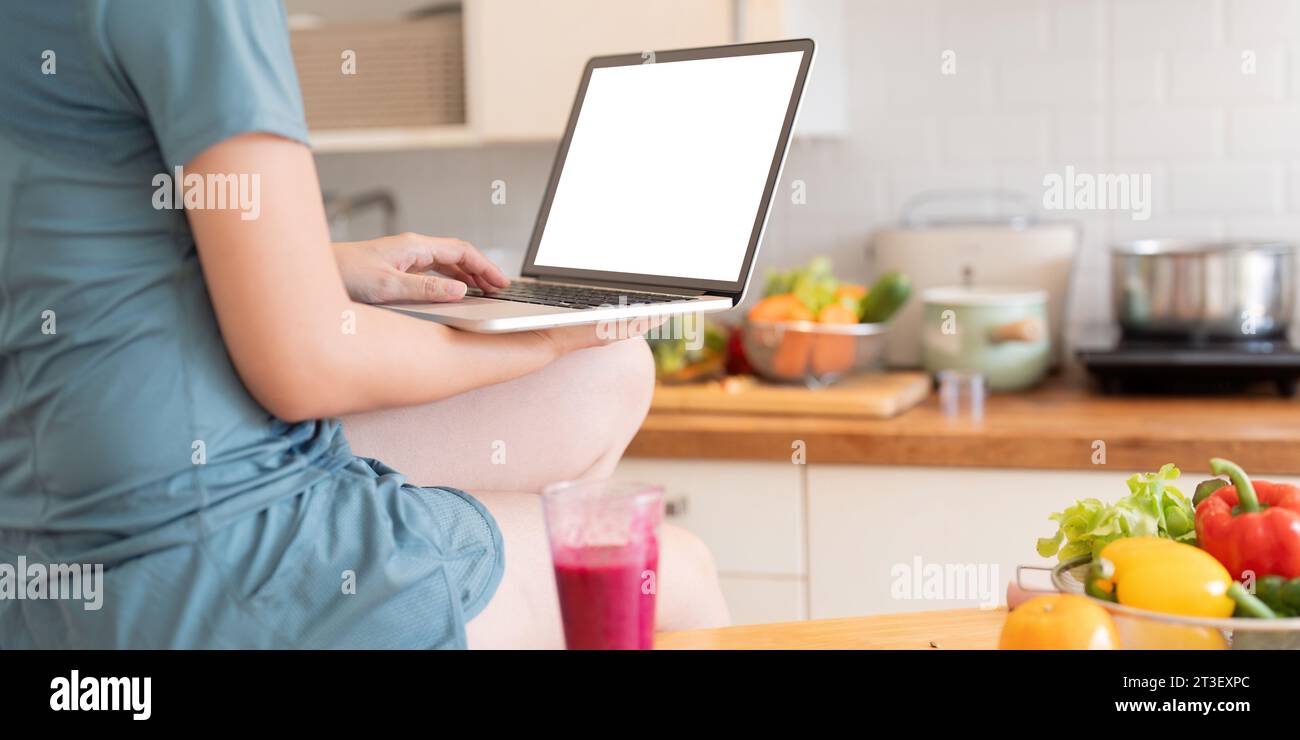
[1036,463,1198,562]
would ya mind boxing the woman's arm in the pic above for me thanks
[185,133,616,422]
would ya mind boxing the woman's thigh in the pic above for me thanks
[341,338,655,493]
[465,490,730,649]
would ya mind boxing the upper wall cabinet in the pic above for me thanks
[287,0,844,151]
[737,0,847,138]
[465,0,736,142]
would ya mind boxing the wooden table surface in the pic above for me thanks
[628,370,1300,473]
[656,608,1007,650]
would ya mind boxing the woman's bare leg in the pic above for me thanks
[463,491,730,649]
[341,338,656,492]
[341,336,731,647]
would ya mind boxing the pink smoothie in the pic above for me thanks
[552,542,658,650]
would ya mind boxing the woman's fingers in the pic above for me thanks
[385,272,467,303]
[435,263,483,292]
[386,233,509,291]
[425,237,510,289]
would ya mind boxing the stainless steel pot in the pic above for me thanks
[1111,240,1295,339]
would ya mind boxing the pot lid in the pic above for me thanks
[1113,239,1294,256]
[922,286,1048,306]
[901,189,1034,228]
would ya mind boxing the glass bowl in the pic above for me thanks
[741,319,888,388]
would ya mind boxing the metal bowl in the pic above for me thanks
[741,319,888,388]
[1051,556,1300,650]
[1111,239,1295,340]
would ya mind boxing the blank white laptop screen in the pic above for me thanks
[531,51,805,283]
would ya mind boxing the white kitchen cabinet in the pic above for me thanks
[614,459,805,575]
[719,575,807,625]
[739,0,847,137]
[464,0,736,141]
[621,458,1249,625]
[289,0,844,150]
[614,458,807,625]
[806,466,1124,619]
[465,0,850,141]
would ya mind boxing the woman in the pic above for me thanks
[0,0,728,648]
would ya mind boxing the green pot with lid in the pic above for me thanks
[921,286,1050,391]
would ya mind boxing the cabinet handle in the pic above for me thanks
[664,498,688,518]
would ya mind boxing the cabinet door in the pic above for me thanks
[464,0,735,141]
[740,0,847,137]
[720,575,806,625]
[807,466,1120,619]
[614,458,805,576]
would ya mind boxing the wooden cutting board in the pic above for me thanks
[651,372,931,419]
[656,608,1004,650]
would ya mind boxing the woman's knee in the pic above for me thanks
[554,337,655,462]
[567,337,655,422]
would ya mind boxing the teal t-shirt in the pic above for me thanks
[0,2,506,649]
[0,1,347,559]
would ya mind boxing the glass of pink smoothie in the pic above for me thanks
[541,480,664,650]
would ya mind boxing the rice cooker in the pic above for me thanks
[867,190,1079,368]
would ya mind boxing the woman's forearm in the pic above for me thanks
[184,134,566,421]
[273,302,560,420]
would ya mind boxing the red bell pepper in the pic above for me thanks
[1194,458,1300,580]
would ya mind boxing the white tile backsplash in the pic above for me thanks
[1168,47,1286,103]
[940,112,1051,162]
[1112,0,1222,51]
[997,57,1105,107]
[1112,108,1224,158]
[1227,0,1300,44]
[1229,105,1300,154]
[315,0,1300,336]
[1169,162,1284,213]
[1111,55,1166,104]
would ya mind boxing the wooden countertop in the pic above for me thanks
[656,608,1006,650]
[627,370,1300,474]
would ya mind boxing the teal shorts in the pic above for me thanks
[0,457,505,649]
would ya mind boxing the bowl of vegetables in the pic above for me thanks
[647,316,728,384]
[1027,459,1300,649]
[742,258,911,388]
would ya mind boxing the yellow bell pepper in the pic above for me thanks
[1090,537,1235,618]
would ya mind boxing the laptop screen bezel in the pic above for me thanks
[519,38,815,298]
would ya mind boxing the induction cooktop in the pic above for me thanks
[1075,325,1300,397]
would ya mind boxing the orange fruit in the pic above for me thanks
[833,284,867,302]
[786,303,815,322]
[998,594,1120,650]
[811,303,858,375]
[748,294,805,322]
[816,303,858,324]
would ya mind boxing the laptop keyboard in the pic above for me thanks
[465,282,688,310]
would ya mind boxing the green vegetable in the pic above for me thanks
[790,256,837,314]
[858,272,911,323]
[647,318,726,380]
[1036,463,1198,562]
[763,256,839,314]
[763,268,795,298]
[1084,559,1117,602]
[1229,582,1278,619]
[1251,575,1300,617]
[1193,478,1227,507]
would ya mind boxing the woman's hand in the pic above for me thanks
[533,315,667,356]
[333,233,511,304]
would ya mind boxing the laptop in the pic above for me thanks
[383,39,815,333]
